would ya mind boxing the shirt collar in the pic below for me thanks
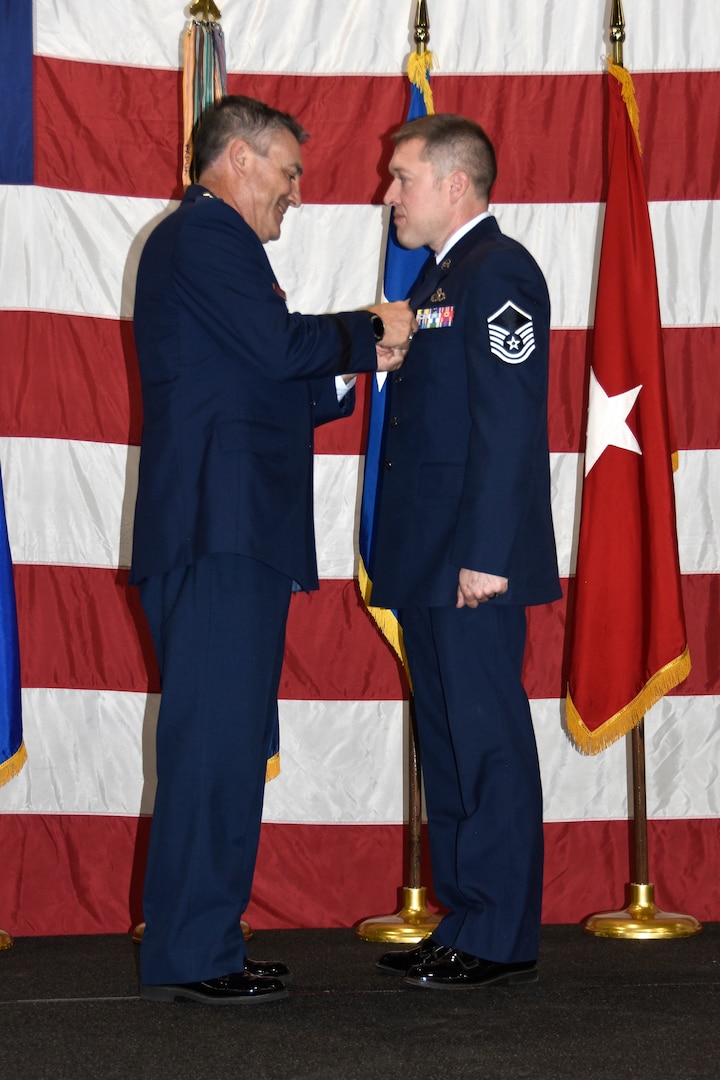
[435,211,492,264]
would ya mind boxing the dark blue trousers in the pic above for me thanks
[400,602,544,963]
[138,553,291,984]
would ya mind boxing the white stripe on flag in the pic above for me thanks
[34,0,720,75]
[2,190,718,329]
[2,439,719,577]
[1,689,718,823]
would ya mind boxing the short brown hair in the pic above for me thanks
[393,114,497,199]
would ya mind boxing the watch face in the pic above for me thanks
[371,314,384,341]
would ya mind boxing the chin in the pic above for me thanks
[396,231,418,251]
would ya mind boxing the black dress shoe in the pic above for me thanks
[376,936,450,974]
[245,958,291,980]
[404,949,538,989]
[140,970,288,1005]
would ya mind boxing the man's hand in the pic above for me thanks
[375,344,407,372]
[369,301,417,348]
[456,569,508,609]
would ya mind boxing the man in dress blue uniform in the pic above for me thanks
[370,114,561,989]
[131,96,415,1005]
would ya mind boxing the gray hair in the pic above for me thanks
[191,95,308,181]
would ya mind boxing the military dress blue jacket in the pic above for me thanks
[370,215,561,609]
[131,184,378,591]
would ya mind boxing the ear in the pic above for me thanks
[447,169,471,204]
[227,137,252,177]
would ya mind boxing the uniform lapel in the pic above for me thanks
[407,217,500,310]
[406,251,436,290]
[407,254,443,310]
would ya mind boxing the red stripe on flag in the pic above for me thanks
[14,567,719,698]
[3,312,718,453]
[35,58,720,203]
[34,57,186,200]
[15,566,159,693]
[2,813,718,935]
[1,312,142,445]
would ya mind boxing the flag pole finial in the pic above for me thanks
[189,0,222,21]
[414,1,430,56]
[610,0,625,67]
[408,2,435,113]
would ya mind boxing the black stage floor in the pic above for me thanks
[2,925,718,1079]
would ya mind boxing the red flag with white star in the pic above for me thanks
[565,63,691,753]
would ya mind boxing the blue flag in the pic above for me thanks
[358,54,435,665]
[0,470,24,787]
[0,0,29,786]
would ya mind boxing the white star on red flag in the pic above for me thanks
[584,367,643,475]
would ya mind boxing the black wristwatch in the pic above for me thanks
[370,313,384,342]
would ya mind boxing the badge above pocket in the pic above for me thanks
[417,305,455,330]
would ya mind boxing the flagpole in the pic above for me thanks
[132,0,252,948]
[610,0,624,67]
[356,1,440,943]
[585,717,699,939]
[583,4,699,940]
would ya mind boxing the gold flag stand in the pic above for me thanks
[583,3,700,944]
[0,929,12,950]
[584,721,701,940]
[356,699,440,943]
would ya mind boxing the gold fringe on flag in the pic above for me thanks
[0,740,27,788]
[358,558,411,688]
[607,58,642,155]
[566,645,691,755]
[407,49,436,115]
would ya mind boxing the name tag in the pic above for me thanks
[416,305,455,330]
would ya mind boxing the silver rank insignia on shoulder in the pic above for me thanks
[487,300,536,363]
[417,305,455,329]
[430,287,446,303]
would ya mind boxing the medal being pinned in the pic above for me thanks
[417,305,455,330]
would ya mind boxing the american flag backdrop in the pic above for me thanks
[1,0,719,935]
